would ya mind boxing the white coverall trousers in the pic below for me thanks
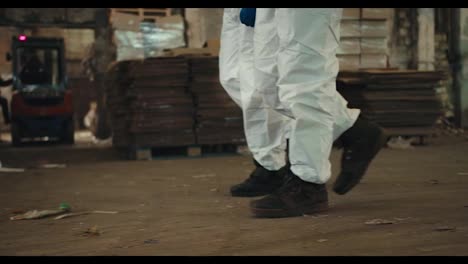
[220,8,360,184]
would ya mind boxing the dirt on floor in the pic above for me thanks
[0,135,468,256]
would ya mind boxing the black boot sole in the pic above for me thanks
[250,202,329,218]
[333,127,387,195]
[231,190,274,197]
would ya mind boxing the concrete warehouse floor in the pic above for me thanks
[0,134,468,256]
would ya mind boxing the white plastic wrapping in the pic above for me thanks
[114,30,145,61]
[140,18,185,58]
[113,15,186,61]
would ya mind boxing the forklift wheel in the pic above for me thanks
[62,120,75,145]
[11,122,22,147]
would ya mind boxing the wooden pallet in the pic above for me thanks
[126,143,247,160]
[111,8,172,20]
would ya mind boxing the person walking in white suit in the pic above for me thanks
[220,8,386,218]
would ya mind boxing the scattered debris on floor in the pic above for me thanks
[192,173,216,179]
[0,161,25,173]
[434,226,456,232]
[143,239,159,244]
[236,145,251,156]
[387,136,416,150]
[9,202,117,221]
[365,219,395,225]
[304,214,329,218]
[393,217,413,222]
[39,164,67,169]
[210,188,218,192]
[54,210,118,220]
[0,167,25,173]
[81,225,101,237]
[317,239,328,243]
[10,203,71,220]
[430,179,439,185]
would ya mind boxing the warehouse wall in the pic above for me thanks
[0,8,96,25]
[459,8,468,127]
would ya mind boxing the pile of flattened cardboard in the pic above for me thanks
[189,56,245,145]
[337,69,447,137]
[106,57,196,148]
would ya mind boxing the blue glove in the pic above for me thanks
[240,8,256,27]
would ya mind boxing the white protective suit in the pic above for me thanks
[220,8,360,183]
[219,8,291,171]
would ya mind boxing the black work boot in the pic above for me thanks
[333,116,387,195]
[250,171,328,218]
[230,159,288,197]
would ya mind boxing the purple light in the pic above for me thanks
[18,35,27,41]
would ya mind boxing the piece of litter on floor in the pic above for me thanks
[55,210,118,220]
[81,226,101,237]
[10,205,71,220]
[434,226,456,232]
[365,219,394,225]
[226,205,234,208]
[394,217,411,221]
[387,136,415,150]
[457,172,468,176]
[429,179,439,185]
[237,146,251,156]
[317,239,328,243]
[210,188,218,192]
[192,174,216,179]
[304,214,328,218]
[0,167,25,173]
[40,164,67,169]
[143,239,159,244]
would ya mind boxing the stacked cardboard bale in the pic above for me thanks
[189,56,245,145]
[106,57,196,148]
[337,70,446,136]
[339,8,392,70]
[106,60,133,147]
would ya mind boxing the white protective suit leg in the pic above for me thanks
[272,8,361,183]
[219,8,242,107]
[219,8,289,170]
[254,8,293,139]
